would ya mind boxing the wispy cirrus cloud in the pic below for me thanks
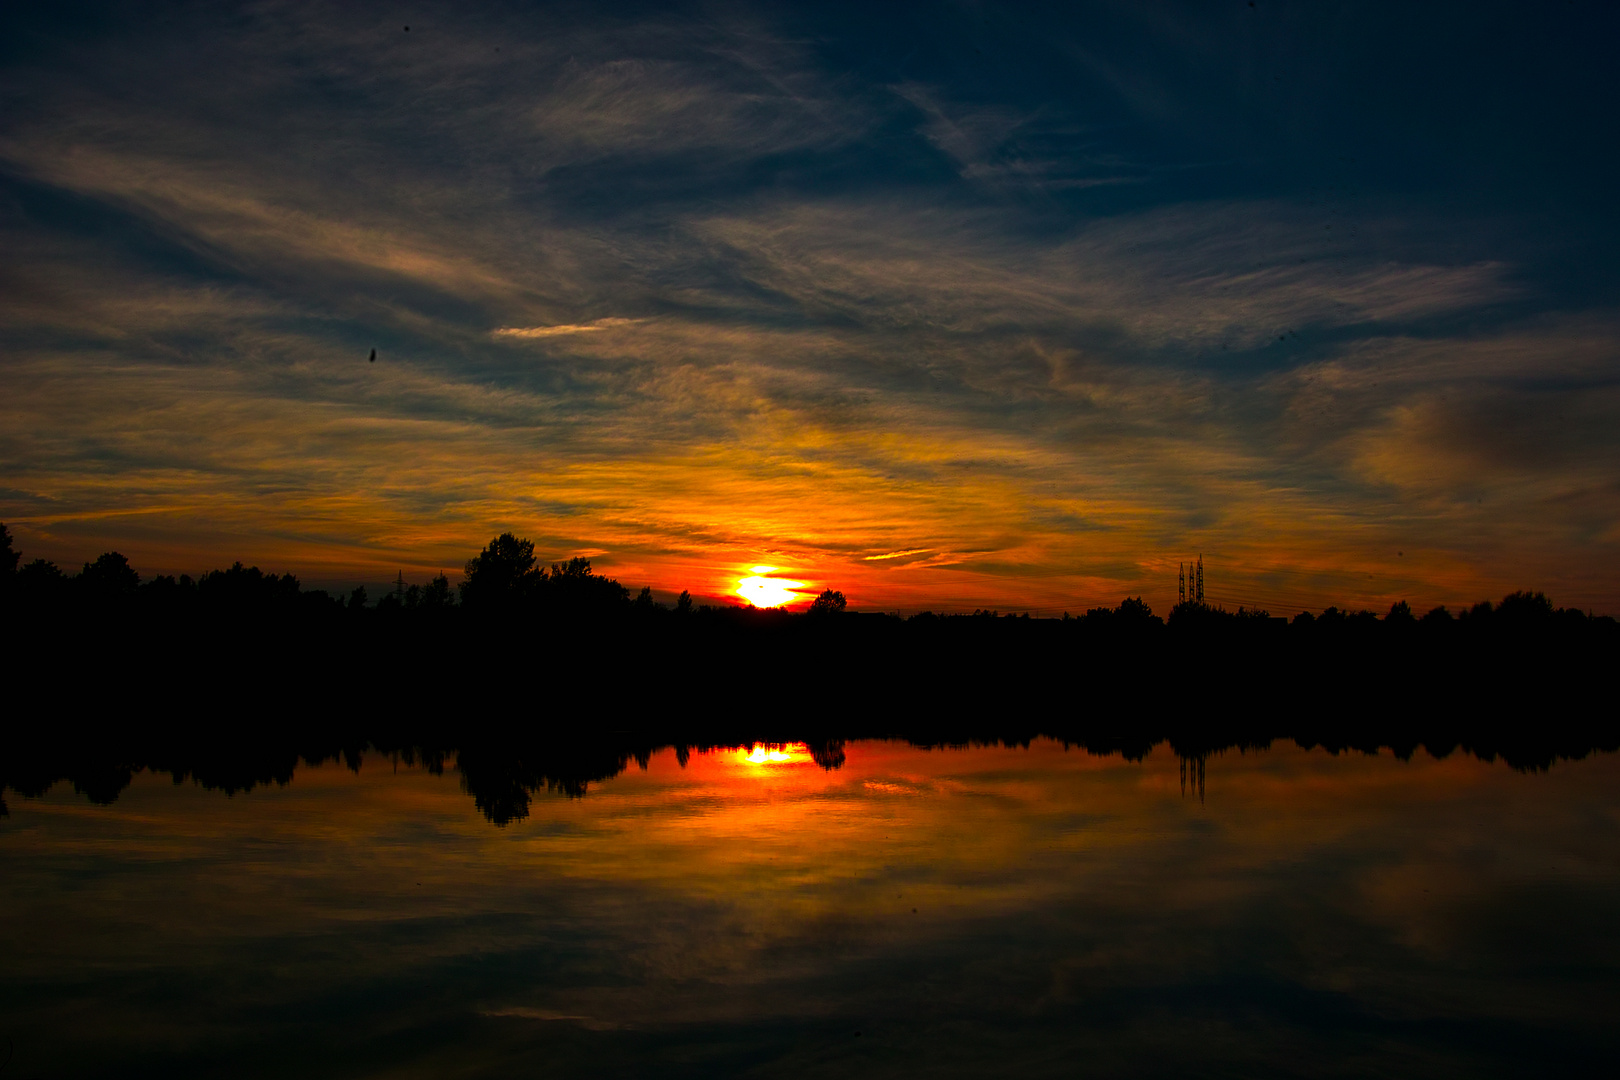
[893,82,1139,191]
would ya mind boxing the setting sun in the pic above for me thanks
[736,570,805,608]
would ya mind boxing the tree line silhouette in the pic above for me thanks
[4,524,1608,633]
[1,524,1614,719]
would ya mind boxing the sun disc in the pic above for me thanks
[735,575,804,608]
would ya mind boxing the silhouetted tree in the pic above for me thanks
[348,585,368,609]
[1168,599,1229,629]
[808,589,847,615]
[543,556,629,613]
[1496,590,1553,622]
[0,523,17,580]
[1386,600,1414,622]
[195,563,301,612]
[807,739,847,770]
[1553,604,1590,629]
[420,573,454,608]
[16,559,66,605]
[552,556,587,577]
[460,533,541,609]
[78,551,140,601]
[1117,596,1154,622]
[675,590,692,615]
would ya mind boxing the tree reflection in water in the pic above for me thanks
[6,717,1617,825]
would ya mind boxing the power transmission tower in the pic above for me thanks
[1195,555,1204,604]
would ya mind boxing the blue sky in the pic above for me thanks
[3,1,1618,612]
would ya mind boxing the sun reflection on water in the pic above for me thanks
[737,744,801,765]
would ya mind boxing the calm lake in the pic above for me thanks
[3,738,1617,1078]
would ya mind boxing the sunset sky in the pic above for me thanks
[3,2,1618,614]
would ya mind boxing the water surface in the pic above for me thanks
[3,739,1617,1077]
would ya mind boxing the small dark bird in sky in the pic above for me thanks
[369,348,376,362]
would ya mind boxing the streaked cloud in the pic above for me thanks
[493,319,642,339]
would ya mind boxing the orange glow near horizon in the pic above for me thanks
[735,568,806,608]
